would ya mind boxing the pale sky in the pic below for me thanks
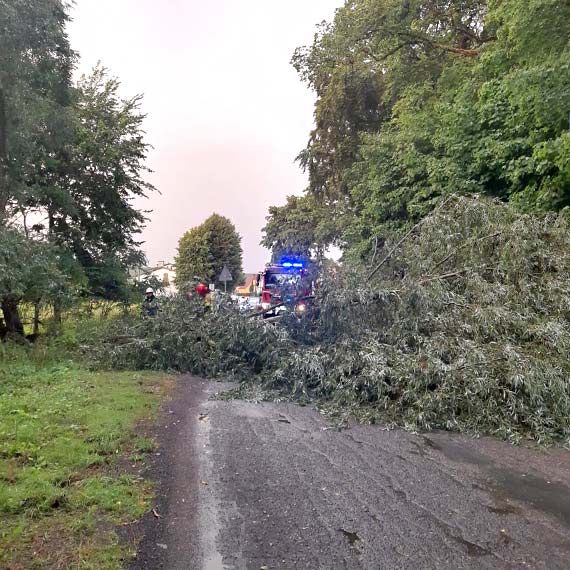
[67,0,341,272]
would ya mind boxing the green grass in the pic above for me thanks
[0,341,172,569]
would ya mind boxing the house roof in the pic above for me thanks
[235,274,257,292]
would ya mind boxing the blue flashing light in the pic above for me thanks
[280,258,305,269]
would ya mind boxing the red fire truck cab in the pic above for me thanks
[256,261,313,318]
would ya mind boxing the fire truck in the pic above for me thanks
[256,260,313,319]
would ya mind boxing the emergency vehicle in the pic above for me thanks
[256,260,313,318]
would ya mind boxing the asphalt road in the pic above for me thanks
[131,376,570,570]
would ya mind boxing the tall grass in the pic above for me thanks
[0,340,170,569]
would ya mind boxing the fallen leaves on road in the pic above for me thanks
[339,528,361,547]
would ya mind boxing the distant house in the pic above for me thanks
[235,274,258,296]
[131,261,177,296]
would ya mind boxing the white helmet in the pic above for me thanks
[145,287,154,294]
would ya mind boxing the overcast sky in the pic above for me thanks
[67,0,341,272]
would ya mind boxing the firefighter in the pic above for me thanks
[195,283,209,298]
[142,287,159,317]
[194,283,213,311]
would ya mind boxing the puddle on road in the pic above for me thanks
[422,435,570,528]
[489,467,570,527]
[422,436,491,466]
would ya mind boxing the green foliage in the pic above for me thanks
[0,226,71,303]
[103,198,570,444]
[0,0,75,217]
[289,197,570,443]
[272,0,570,258]
[56,67,155,297]
[0,0,157,331]
[18,65,155,302]
[175,213,244,289]
[262,194,340,261]
[94,296,278,377]
[293,0,489,200]
[0,340,169,569]
[175,224,211,288]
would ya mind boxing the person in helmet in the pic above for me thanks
[195,284,209,298]
[142,287,159,317]
[195,283,215,311]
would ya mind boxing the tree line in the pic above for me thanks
[0,0,155,335]
[263,0,570,262]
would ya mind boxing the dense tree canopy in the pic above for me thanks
[266,0,570,262]
[52,67,155,298]
[175,214,244,290]
[0,0,156,333]
[0,0,75,218]
[261,194,338,262]
[292,0,491,200]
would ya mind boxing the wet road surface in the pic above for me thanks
[131,376,570,570]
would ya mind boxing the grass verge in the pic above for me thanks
[0,342,173,569]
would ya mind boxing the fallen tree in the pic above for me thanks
[96,196,570,444]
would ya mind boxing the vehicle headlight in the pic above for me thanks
[295,302,306,313]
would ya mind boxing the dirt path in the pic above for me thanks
[131,376,570,570]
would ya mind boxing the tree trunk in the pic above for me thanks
[52,300,63,334]
[1,296,24,336]
[0,314,7,339]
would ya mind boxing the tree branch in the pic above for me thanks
[397,31,484,58]
[429,232,502,273]
[368,193,457,281]
[432,43,481,57]
[361,42,409,62]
